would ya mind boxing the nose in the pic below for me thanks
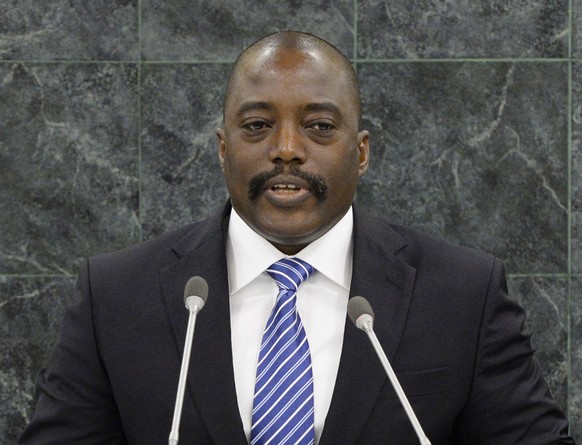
[269,124,306,164]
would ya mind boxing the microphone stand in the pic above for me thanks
[168,297,203,445]
[359,317,432,445]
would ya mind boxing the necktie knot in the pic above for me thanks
[266,257,315,293]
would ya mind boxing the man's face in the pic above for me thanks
[217,47,369,254]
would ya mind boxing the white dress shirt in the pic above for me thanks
[226,207,353,444]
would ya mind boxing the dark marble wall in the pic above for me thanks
[0,0,579,443]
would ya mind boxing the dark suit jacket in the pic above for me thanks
[20,204,574,444]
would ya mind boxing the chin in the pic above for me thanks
[262,225,324,250]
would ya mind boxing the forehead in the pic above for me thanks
[226,47,358,119]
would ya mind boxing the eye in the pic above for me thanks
[242,120,270,131]
[308,121,335,132]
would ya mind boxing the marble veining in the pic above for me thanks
[571,63,582,273]
[0,63,140,275]
[140,63,230,238]
[358,0,568,58]
[571,278,582,441]
[0,276,76,444]
[141,0,354,61]
[0,1,138,61]
[507,277,569,410]
[357,62,568,274]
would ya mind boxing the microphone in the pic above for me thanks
[169,277,209,445]
[347,296,432,445]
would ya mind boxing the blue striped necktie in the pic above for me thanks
[250,257,316,445]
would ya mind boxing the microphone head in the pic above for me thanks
[184,276,209,307]
[347,296,374,330]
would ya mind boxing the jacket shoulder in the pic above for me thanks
[355,206,499,282]
[88,210,224,280]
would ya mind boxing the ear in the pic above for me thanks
[216,128,226,173]
[356,130,370,177]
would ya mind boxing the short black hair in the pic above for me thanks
[223,31,361,120]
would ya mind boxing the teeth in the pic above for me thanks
[272,184,300,190]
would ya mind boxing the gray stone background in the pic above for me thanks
[0,0,580,443]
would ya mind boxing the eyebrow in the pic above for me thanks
[236,101,343,118]
[303,102,342,116]
[236,101,275,116]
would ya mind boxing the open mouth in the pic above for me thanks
[248,166,327,202]
[264,176,310,194]
[270,183,302,192]
[262,177,312,206]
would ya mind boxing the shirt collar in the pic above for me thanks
[226,207,354,294]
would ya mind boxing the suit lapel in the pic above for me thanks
[319,207,416,445]
[160,205,248,444]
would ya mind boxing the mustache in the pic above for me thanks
[248,164,328,201]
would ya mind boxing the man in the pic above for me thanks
[20,31,574,444]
